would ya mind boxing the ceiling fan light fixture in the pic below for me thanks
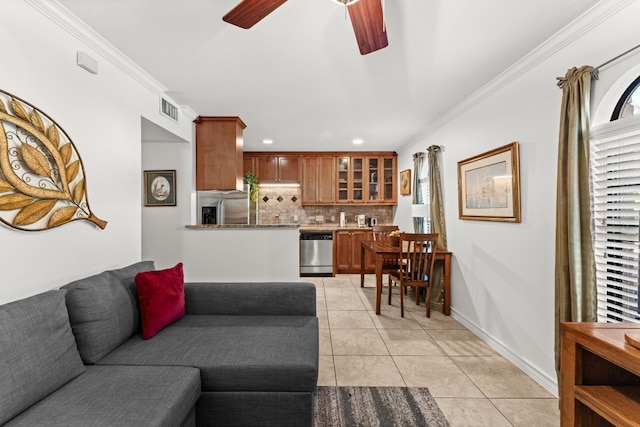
[223,0,388,55]
[330,0,361,5]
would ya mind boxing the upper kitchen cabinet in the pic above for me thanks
[366,155,397,204]
[337,156,365,204]
[337,153,396,204]
[257,155,300,183]
[195,116,245,191]
[243,154,257,176]
[302,155,335,205]
[244,153,301,184]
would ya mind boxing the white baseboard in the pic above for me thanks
[450,308,559,397]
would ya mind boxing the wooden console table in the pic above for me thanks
[560,322,640,426]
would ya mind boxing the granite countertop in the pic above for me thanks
[185,224,299,229]
[185,223,394,231]
[299,224,394,232]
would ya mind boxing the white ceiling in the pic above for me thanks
[57,0,600,152]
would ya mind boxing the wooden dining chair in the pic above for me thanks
[388,233,439,318]
[371,226,401,293]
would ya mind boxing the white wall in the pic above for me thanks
[140,128,301,282]
[395,0,640,394]
[0,1,193,303]
[141,131,194,271]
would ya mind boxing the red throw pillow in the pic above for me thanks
[135,263,185,340]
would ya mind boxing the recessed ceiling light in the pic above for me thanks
[352,138,364,145]
[263,139,273,144]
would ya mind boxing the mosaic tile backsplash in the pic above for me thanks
[255,187,394,225]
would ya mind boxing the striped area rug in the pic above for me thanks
[313,386,450,427]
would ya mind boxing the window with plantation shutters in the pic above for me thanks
[421,165,431,232]
[413,161,431,232]
[591,114,640,323]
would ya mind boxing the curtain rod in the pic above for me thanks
[591,43,640,80]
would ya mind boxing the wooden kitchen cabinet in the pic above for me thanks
[302,155,335,205]
[337,153,397,204]
[244,153,301,183]
[257,155,300,183]
[560,322,640,426]
[366,155,397,203]
[335,229,374,273]
[195,116,245,191]
[246,151,396,205]
[337,156,365,204]
[243,154,257,176]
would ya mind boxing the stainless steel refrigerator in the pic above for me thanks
[197,187,251,225]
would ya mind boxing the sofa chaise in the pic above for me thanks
[0,261,319,426]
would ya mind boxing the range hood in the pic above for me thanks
[195,116,246,191]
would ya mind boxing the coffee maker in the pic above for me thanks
[357,214,366,228]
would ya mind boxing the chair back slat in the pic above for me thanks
[372,225,399,242]
[398,233,438,284]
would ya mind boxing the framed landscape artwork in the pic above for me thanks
[144,170,176,207]
[400,169,411,195]
[457,142,520,222]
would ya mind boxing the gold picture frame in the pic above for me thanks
[144,170,176,207]
[457,142,520,222]
[400,169,411,196]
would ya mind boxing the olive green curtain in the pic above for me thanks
[412,152,425,233]
[427,145,447,308]
[554,66,597,380]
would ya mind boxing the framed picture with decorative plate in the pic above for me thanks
[144,170,176,207]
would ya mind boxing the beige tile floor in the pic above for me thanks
[307,274,560,427]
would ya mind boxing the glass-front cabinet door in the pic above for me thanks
[337,156,364,203]
[367,155,396,203]
[351,157,364,202]
[367,157,379,202]
[337,157,349,202]
[383,157,395,202]
[338,154,396,204]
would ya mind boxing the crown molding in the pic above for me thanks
[25,0,168,95]
[181,105,200,122]
[399,0,637,151]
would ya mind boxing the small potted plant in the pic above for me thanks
[244,172,259,203]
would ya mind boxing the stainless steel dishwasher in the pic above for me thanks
[300,231,333,277]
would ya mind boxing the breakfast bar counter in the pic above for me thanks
[164,225,301,282]
[185,224,299,229]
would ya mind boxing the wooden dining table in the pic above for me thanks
[360,240,453,315]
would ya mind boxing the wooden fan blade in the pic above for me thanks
[223,0,288,29]
[348,0,388,55]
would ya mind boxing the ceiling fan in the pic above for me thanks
[222,0,388,55]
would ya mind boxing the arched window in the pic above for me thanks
[592,75,640,323]
[610,75,640,120]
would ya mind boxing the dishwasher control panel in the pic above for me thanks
[300,232,333,241]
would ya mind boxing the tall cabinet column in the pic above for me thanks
[195,116,246,191]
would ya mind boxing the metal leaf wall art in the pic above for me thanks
[0,90,107,231]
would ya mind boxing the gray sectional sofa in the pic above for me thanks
[0,261,319,426]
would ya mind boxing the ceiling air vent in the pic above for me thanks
[160,96,179,122]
